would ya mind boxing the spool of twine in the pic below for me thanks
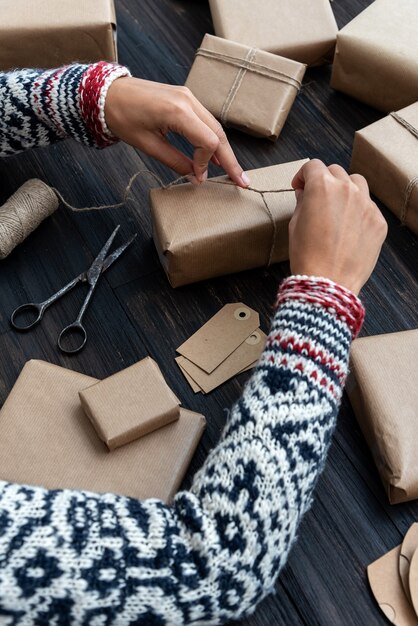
[0,179,59,260]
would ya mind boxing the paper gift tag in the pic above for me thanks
[409,548,418,618]
[368,545,418,625]
[400,524,418,603]
[176,329,266,394]
[177,362,203,393]
[177,303,260,374]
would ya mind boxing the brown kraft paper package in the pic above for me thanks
[350,102,418,235]
[0,0,117,71]
[208,0,338,66]
[331,0,418,112]
[79,357,181,450]
[150,159,309,288]
[185,34,306,140]
[346,329,418,504]
[0,360,205,504]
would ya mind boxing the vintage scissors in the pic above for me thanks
[11,225,137,354]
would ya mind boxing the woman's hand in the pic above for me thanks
[104,77,250,188]
[290,159,388,295]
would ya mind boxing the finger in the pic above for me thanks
[211,154,221,167]
[350,173,370,195]
[328,164,351,181]
[190,100,250,188]
[291,159,328,190]
[138,132,194,176]
[176,112,221,182]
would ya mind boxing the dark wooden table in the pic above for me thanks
[1,1,417,624]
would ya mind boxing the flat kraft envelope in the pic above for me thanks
[400,524,418,603]
[368,545,418,625]
[177,303,260,374]
[0,360,205,504]
[176,329,266,394]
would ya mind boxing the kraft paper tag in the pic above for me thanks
[177,303,260,374]
[400,524,418,603]
[178,362,203,393]
[409,547,418,618]
[176,329,266,394]
[368,545,418,625]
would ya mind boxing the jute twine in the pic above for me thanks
[0,169,293,264]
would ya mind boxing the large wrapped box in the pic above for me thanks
[350,102,418,235]
[150,159,308,287]
[331,0,418,112]
[208,0,338,66]
[0,0,117,71]
[346,329,418,504]
[185,34,306,140]
[0,360,205,503]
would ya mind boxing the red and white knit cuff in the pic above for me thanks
[79,61,131,148]
[276,275,365,339]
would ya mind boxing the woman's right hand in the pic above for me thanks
[289,159,387,295]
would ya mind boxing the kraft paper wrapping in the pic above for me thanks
[0,360,205,503]
[0,0,117,70]
[208,0,337,66]
[79,357,181,450]
[346,330,418,504]
[185,34,306,141]
[350,103,418,235]
[150,159,308,288]
[331,0,418,112]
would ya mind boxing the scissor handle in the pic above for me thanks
[10,303,45,331]
[58,322,87,354]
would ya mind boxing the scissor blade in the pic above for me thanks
[101,233,137,273]
[86,225,120,286]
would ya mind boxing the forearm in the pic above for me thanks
[0,62,130,156]
[0,276,364,625]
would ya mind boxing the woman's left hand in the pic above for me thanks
[105,77,250,187]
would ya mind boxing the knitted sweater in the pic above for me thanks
[0,63,366,625]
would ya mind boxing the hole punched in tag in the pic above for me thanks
[246,331,262,345]
[234,306,252,321]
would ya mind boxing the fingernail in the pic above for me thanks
[241,172,250,186]
[200,170,208,183]
[187,174,199,185]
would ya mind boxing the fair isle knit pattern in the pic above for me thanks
[0,62,130,157]
[0,277,364,626]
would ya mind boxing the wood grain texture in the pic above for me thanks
[0,0,417,624]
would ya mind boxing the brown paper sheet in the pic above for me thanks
[368,545,418,625]
[79,357,180,450]
[331,0,418,112]
[150,159,308,288]
[409,549,418,618]
[346,329,418,504]
[208,0,337,66]
[350,102,418,235]
[185,34,306,140]
[0,0,117,70]
[177,303,259,373]
[176,329,265,393]
[0,360,205,503]
[400,524,418,603]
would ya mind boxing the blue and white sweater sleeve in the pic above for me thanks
[0,276,365,626]
[0,62,130,156]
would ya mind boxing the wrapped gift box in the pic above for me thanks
[185,34,306,140]
[0,0,117,71]
[350,102,418,235]
[79,357,181,450]
[346,329,418,504]
[331,0,418,112]
[150,159,308,287]
[0,360,205,503]
[208,0,338,66]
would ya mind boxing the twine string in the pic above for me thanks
[0,168,294,264]
[390,111,418,223]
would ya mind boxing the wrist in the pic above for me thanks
[276,275,365,340]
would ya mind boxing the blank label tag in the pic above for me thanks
[176,329,266,394]
[176,303,260,374]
